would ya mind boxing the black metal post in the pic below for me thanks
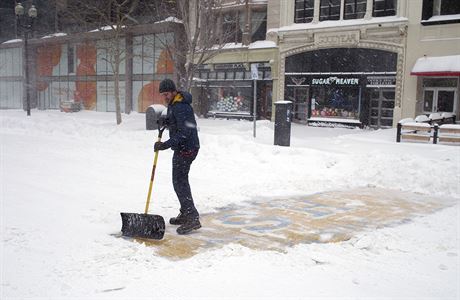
[274,101,293,147]
[24,30,30,116]
[15,3,37,117]
[433,124,438,144]
[396,122,402,142]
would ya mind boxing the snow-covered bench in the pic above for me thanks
[414,115,431,123]
[422,112,456,125]
[413,113,456,125]
[396,119,436,143]
[440,112,456,124]
[438,124,460,144]
[397,119,460,145]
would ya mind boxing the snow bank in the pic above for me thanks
[1,110,459,299]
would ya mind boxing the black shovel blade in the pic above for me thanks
[120,212,165,240]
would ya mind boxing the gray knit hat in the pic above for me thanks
[159,78,176,93]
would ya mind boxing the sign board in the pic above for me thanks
[366,76,396,87]
[251,64,259,80]
[315,31,360,47]
[214,63,245,70]
[311,76,359,85]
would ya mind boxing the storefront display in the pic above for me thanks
[215,95,245,112]
[284,48,397,127]
[285,75,362,122]
[194,62,273,119]
[208,84,252,115]
[310,83,360,120]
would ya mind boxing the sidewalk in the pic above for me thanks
[140,187,449,259]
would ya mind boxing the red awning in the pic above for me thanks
[411,55,460,76]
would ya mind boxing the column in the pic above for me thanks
[364,0,373,19]
[313,0,321,23]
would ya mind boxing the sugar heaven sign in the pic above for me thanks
[311,77,359,85]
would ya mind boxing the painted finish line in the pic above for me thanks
[139,187,447,260]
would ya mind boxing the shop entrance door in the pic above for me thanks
[369,88,395,128]
[293,87,309,122]
[257,82,273,119]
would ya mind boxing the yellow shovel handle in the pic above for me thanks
[144,128,165,214]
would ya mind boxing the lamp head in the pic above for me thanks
[28,5,37,18]
[15,3,25,16]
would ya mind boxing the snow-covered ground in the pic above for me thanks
[1,110,459,299]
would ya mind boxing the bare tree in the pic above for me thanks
[64,0,142,125]
[64,0,239,123]
[152,0,241,92]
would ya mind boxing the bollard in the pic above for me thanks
[146,104,167,130]
[274,101,293,147]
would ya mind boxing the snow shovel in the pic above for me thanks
[120,126,166,240]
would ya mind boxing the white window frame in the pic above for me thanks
[295,0,395,23]
[433,0,459,16]
[422,87,458,113]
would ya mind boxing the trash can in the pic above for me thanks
[146,104,167,130]
[274,101,293,146]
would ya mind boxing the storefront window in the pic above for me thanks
[208,84,252,114]
[423,88,456,113]
[310,85,361,119]
[217,71,226,80]
[208,72,216,80]
[285,48,397,74]
[197,63,272,118]
[422,78,458,113]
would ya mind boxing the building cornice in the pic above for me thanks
[0,22,182,49]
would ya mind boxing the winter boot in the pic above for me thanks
[169,212,187,225]
[176,216,201,235]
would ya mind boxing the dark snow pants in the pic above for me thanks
[172,150,199,218]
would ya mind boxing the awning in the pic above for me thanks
[411,55,460,76]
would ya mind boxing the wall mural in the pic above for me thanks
[138,48,174,112]
[75,43,97,110]
[36,44,61,92]
[0,32,177,111]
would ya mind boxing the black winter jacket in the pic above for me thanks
[162,91,200,152]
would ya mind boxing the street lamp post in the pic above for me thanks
[15,2,37,117]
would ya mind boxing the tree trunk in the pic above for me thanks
[114,48,122,125]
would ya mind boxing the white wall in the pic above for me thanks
[400,1,460,120]
[0,47,23,109]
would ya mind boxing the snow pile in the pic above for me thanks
[270,16,408,33]
[1,39,23,44]
[1,110,459,299]
[41,33,68,39]
[154,16,183,24]
[411,55,460,74]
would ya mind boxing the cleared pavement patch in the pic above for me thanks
[137,187,449,260]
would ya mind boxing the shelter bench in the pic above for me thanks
[396,121,437,143]
[438,124,460,144]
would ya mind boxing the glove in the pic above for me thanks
[154,141,167,151]
[157,116,169,128]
